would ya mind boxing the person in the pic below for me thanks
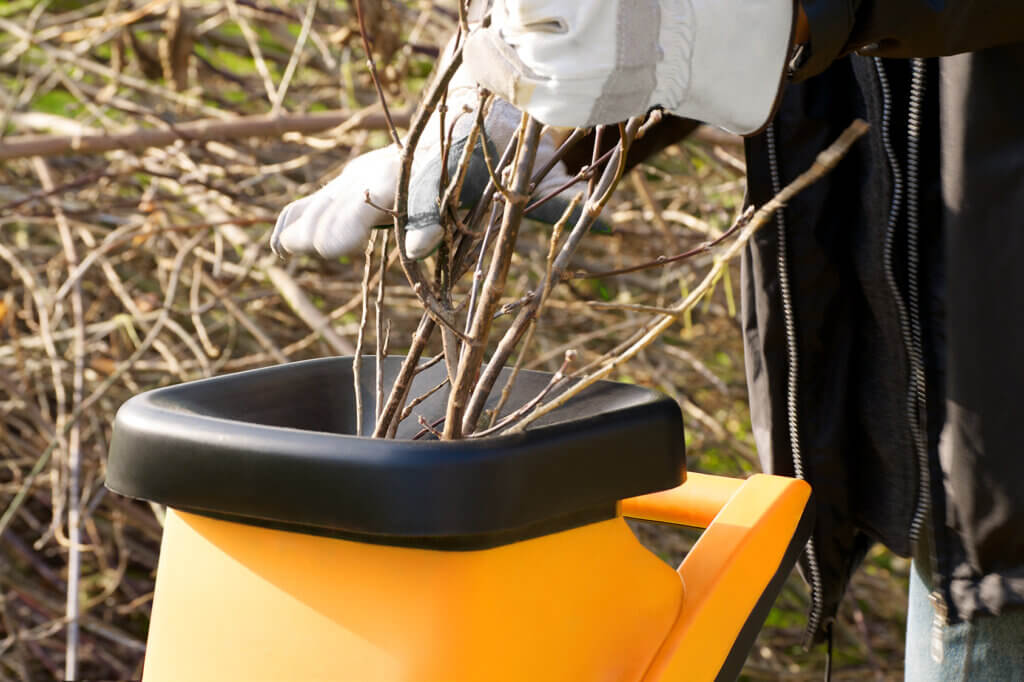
[272,1,1024,677]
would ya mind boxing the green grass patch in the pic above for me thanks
[0,0,39,16]
[30,89,83,118]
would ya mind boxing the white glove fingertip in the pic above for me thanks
[277,220,318,257]
[270,203,295,257]
[272,195,318,256]
[405,225,443,260]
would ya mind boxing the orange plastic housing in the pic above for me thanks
[141,473,810,682]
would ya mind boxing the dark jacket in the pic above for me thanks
[742,2,1024,644]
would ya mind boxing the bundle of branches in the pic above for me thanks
[344,8,867,442]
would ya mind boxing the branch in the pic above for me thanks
[373,312,436,437]
[0,109,409,161]
[390,44,475,345]
[444,115,543,438]
[484,192,579,426]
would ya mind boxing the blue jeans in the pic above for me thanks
[905,560,1024,680]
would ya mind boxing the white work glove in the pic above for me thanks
[271,58,595,260]
[463,0,795,135]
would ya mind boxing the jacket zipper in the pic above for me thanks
[765,123,826,645]
[908,57,948,662]
[874,56,946,659]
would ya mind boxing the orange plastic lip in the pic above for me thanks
[620,472,744,528]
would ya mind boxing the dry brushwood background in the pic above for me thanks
[1,1,907,680]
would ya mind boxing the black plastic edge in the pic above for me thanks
[713,491,816,682]
[105,357,686,545]
[106,397,683,537]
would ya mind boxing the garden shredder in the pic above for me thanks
[106,356,812,681]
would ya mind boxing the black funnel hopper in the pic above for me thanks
[107,356,685,549]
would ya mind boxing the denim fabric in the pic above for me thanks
[906,560,1024,680]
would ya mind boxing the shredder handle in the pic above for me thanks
[620,472,814,682]
[620,472,746,529]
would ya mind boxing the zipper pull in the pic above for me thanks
[929,590,948,664]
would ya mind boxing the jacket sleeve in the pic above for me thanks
[797,0,1024,79]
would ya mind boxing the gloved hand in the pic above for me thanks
[463,0,796,135]
[270,58,591,261]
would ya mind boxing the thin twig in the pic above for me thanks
[354,0,402,149]
[568,205,754,280]
[522,146,615,215]
[225,0,280,108]
[373,313,436,437]
[530,127,587,189]
[413,353,445,376]
[353,231,378,436]
[375,231,389,420]
[506,119,870,434]
[587,125,605,199]
[451,128,521,281]
[631,170,682,252]
[474,98,517,202]
[34,157,83,680]
[363,190,402,218]
[271,0,318,117]
[471,350,576,438]
[415,415,444,440]
[398,377,449,422]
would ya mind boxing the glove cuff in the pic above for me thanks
[652,0,796,135]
